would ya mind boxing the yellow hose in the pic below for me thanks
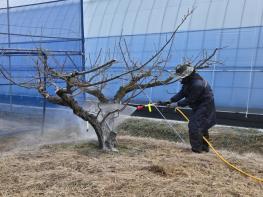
[175,107,190,122]
[175,107,263,183]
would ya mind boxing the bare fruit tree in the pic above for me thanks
[0,9,220,151]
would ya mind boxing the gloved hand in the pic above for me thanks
[157,101,171,106]
[167,102,178,108]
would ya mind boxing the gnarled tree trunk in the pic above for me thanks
[56,89,118,150]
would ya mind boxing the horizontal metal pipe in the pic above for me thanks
[0,31,81,40]
[0,0,69,10]
[0,48,82,56]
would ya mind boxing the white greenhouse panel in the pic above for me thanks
[110,13,127,35]
[173,0,195,31]
[99,13,115,36]
[206,0,228,30]
[0,1,7,9]
[109,0,131,35]
[84,1,99,37]
[147,8,165,33]
[128,0,141,11]
[104,0,119,14]
[242,0,263,27]
[162,6,180,33]
[93,0,108,16]
[84,0,98,19]
[168,0,181,7]
[117,0,130,11]
[189,0,210,30]
[224,0,245,29]
[87,1,108,37]
[122,11,139,35]
[154,0,169,9]
[88,14,104,37]
[133,10,151,34]
[84,0,263,37]
[140,0,155,10]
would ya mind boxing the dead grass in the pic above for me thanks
[0,136,262,197]
[0,117,262,196]
[117,118,263,154]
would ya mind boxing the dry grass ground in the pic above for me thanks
[0,135,262,197]
[118,118,263,154]
[0,117,263,196]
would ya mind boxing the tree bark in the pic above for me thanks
[56,89,117,150]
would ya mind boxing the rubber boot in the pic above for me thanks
[189,130,203,153]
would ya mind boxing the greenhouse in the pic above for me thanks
[0,0,263,115]
[0,1,263,195]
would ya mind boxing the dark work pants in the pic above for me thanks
[187,100,216,152]
[188,105,211,152]
[188,128,202,151]
[188,127,209,152]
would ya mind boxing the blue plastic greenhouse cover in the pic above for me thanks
[83,0,263,114]
[0,0,263,114]
[0,0,84,107]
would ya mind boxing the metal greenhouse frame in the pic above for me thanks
[0,0,263,131]
[0,0,86,134]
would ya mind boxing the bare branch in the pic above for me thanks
[0,66,38,89]
[38,86,67,106]
[194,48,221,69]
[82,87,108,103]
[72,59,117,77]
[140,9,194,68]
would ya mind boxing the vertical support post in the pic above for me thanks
[7,0,12,111]
[41,53,47,135]
[80,0,86,101]
[150,87,153,103]
[245,54,255,118]
[211,53,217,89]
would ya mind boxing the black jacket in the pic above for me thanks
[170,72,216,129]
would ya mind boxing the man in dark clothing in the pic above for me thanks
[159,64,216,153]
